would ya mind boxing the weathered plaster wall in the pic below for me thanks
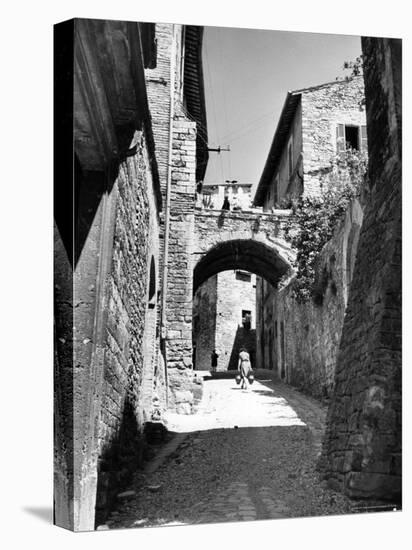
[320,38,402,502]
[268,101,303,208]
[54,221,75,530]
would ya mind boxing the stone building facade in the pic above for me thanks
[255,198,364,393]
[142,23,210,415]
[54,19,209,531]
[55,23,401,528]
[193,270,256,372]
[320,38,402,502]
[192,182,257,378]
[254,76,367,209]
[54,19,162,532]
[253,76,367,390]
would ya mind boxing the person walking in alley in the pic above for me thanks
[211,349,219,373]
[238,347,253,390]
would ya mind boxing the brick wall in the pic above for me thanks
[320,38,402,502]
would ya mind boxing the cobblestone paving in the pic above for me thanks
[104,375,355,529]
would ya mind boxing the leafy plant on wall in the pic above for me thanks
[285,148,368,304]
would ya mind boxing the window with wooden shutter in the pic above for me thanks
[336,123,345,153]
[360,125,368,152]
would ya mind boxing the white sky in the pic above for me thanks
[203,26,362,194]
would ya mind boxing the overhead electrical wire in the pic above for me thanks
[219,108,277,142]
[218,27,231,181]
[204,33,223,183]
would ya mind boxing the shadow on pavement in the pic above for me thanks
[22,506,53,524]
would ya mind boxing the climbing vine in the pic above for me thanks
[285,148,368,303]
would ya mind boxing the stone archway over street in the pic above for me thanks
[193,210,295,292]
[165,208,296,412]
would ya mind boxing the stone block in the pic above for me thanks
[345,471,401,500]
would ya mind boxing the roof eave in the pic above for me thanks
[253,91,301,205]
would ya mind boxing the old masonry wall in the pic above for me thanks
[256,197,363,398]
[320,38,402,502]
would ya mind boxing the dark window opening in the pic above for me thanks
[242,310,252,330]
[236,270,251,282]
[337,124,367,154]
[345,125,359,150]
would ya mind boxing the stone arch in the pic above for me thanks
[193,237,294,294]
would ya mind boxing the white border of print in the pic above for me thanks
[1,1,409,550]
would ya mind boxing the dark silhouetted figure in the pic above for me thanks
[211,349,219,372]
[222,196,230,210]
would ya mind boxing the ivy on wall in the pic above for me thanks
[285,149,368,304]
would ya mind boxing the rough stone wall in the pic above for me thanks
[144,23,175,411]
[194,210,293,259]
[255,198,363,393]
[255,277,277,371]
[193,275,217,371]
[320,38,402,502]
[301,77,366,196]
[94,131,161,523]
[56,128,161,530]
[165,113,203,413]
[145,23,175,197]
[144,24,203,414]
[215,271,256,371]
[193,271,257,372]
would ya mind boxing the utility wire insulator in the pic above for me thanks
[207,146,231,153]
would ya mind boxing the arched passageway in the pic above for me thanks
[192,238,293,374]
[191,237,294,375]
[193,238,293,294]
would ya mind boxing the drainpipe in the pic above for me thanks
[160,24,177,407]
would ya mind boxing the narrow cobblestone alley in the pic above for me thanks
[103,373,356,530]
